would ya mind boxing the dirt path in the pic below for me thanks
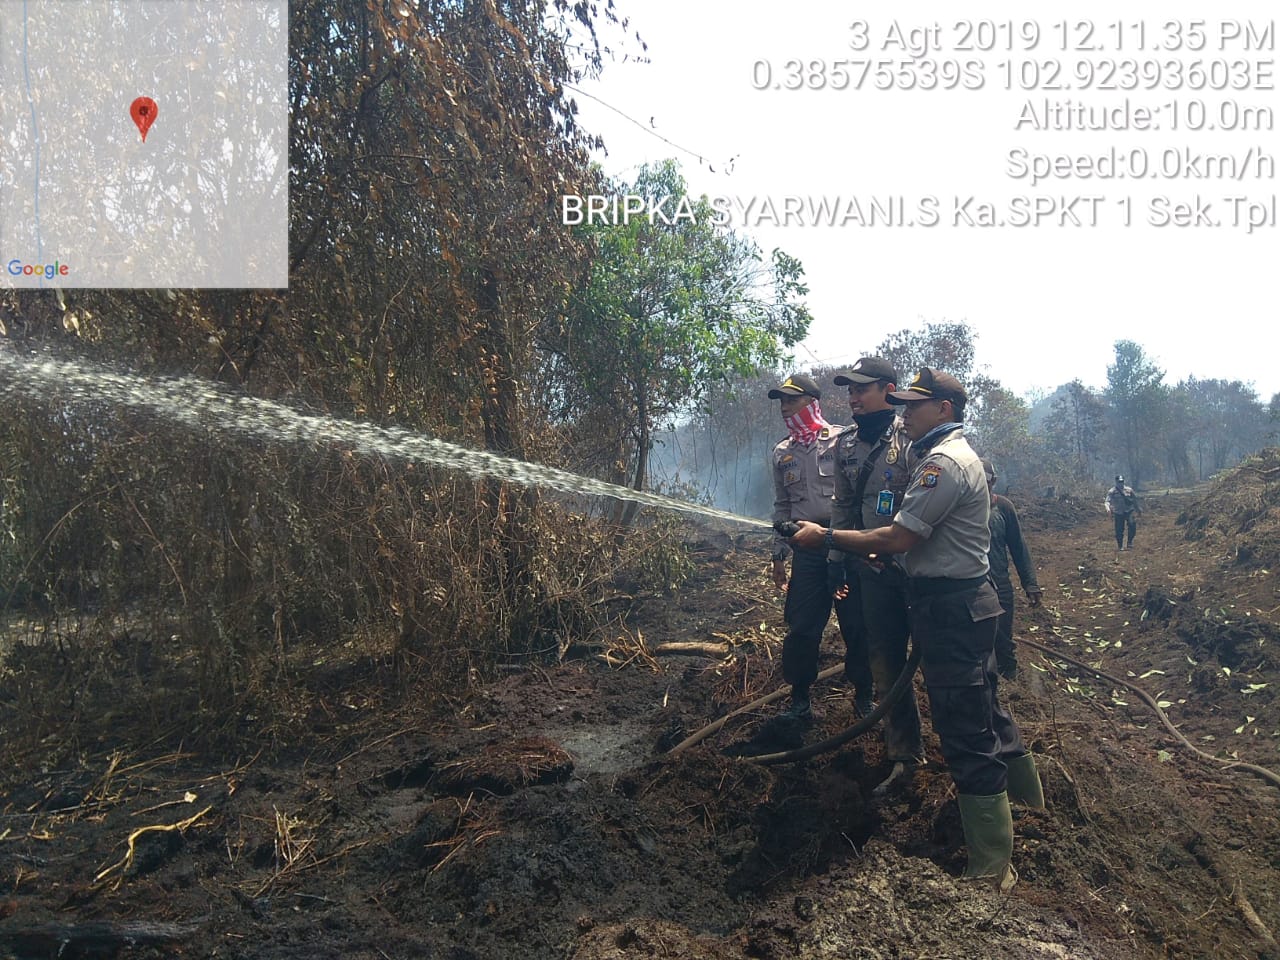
[2,483,1279,959]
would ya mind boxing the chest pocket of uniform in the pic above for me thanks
[817,453,835,478]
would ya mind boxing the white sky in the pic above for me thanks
[573,1,1280,401]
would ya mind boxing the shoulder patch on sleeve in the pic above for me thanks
[919,464,942,488]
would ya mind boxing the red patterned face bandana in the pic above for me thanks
[784,400,830,446]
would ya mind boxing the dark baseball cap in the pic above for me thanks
[834,356,898,386]
[768,374,821,400]
[887,367,968,405]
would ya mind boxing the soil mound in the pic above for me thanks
[1177,447,1280,568]
[1017,493,1098,533]
[4,466,1280,959]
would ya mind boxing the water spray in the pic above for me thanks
[0,350,773,532]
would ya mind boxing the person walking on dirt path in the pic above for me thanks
[787,368,1044,891]
[981,460,1042,681]
[828,357,925,792]
[1105,475,1142,551]
[768,373,862,723]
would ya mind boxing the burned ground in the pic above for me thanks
[2,462,1279,959]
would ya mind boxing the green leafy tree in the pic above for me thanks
[1180,378,1269,478]
[1042,380,1108,482]
[1105,340,1166,486]
[968,384,1036,491]
[872,319,1005,424]
[873,320,986,387]
[551,160,811,520]
[1158,386,1194,487]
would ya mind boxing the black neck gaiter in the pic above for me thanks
[853,408,895,442]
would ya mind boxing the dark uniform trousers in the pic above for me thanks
[909,577,1027,796]
[1113,511,1137,548]
[991,578,1017,674]
[851,562,923,761]
[782,546,871,693]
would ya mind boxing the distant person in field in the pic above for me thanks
[1105,475,1142,551]
[981,460,1042,680]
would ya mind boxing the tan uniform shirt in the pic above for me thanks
[829,418,914,563]
[771,426,838,559]
[893,427,991,579]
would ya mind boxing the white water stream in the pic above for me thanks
[0,350,771,531]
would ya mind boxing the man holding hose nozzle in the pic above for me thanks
[788,368,1044,892]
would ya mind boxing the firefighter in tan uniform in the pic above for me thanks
[768,374,871,721]
[788,368,1045,891]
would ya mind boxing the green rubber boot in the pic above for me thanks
[1006,753,1045,809]
[958,792,1017,892]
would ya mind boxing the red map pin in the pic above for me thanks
[130,97,158,142]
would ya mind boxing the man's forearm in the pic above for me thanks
[829,523,917,557]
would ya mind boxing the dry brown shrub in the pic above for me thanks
[0,394,689,763]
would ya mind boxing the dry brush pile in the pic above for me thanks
[0,391,694,764]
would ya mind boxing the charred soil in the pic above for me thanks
[2,468,1280,959]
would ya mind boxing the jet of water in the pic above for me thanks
[0,350,772,531]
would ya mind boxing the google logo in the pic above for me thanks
[7,259,70,279]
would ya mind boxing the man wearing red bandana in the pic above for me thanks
[767,374,872,722]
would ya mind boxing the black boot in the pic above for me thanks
[784,686,813,722]
[854,690,876,718]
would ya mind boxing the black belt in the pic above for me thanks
[852,555,906,580]
[908,575,988,597]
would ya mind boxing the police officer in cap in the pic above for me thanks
[1105,475,1142,551]
[788,368,1044,891]
[829,357,925,790]
[768,374,871,721]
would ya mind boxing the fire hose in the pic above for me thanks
[664,646,922,764]
[668,633,1280,791]
[665,517,924,763]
